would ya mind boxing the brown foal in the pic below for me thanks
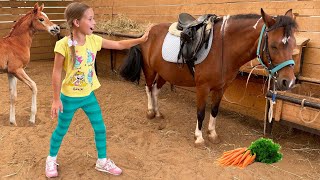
[0,3,60,125]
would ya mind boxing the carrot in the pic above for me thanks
[242,153,256,168]
[231,153,244,166]
[221,148,246,166]
[219,152,237,162]
[238,160,244,167]
[240,154,253,168]
[221,148,246,159]
[237,149,251,165]
[218,152,238,162]
[223,147,245,155]
[218,155,234,165]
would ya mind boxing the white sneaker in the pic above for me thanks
[95,158,122,176]
[45,156,59,178]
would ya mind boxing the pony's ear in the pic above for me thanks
[39,3,45,11]
[261,8,276,28]
[33,3,39,13]
[285,9,294,19]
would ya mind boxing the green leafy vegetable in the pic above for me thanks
[248,138,283,164]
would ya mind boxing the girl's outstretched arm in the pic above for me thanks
[101,25,152,50]
[51,53,64,119]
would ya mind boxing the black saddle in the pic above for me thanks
[178,13,216,31]
[177,13,218,77]
[177,13,196,30]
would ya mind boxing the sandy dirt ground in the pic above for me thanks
[0,61,320,180]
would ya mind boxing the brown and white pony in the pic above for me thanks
[120,9,298,146]
[0,3,60,125]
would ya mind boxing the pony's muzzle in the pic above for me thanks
[278,76,295,91]
[49,25,60,35]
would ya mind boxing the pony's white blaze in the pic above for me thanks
[40,12,60,35]
[41,12,48,18]
[282,36,290,44]
[195,121,204,144]
[208,114,218,139]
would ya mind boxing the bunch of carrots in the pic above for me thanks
[217,147,256,168]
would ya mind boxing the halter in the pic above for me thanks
[256,24,295,76]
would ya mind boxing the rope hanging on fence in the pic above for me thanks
[223,65,262,104]
[267,76,276,123]
[299,98,320,124]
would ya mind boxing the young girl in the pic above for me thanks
[46,2,150,178]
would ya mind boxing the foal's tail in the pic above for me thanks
[120,45,143,83]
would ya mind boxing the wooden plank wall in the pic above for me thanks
[0,0,72,61]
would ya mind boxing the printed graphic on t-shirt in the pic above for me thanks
[67,70,87,91]
[88,69,93,85]
[74,54,84,69]
[87,49,95,64]
[57,35,102,97]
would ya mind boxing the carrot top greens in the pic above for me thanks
[248,138,283,164]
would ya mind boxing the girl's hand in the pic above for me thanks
[140,25,153,42]
[51,99,63,119]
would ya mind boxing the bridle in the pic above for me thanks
[256,24,295,77]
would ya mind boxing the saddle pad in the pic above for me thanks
[162,27,213,65]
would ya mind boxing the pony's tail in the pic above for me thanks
[120,45,143,83]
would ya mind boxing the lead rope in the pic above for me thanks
[264,75,276,134]
[299,99,320,124]
[267,76,277,123]
[222,65,262,104]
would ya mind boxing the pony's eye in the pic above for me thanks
[271,45,277,50]
[39,18,44,22]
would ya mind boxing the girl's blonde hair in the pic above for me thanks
[64,2,90,66]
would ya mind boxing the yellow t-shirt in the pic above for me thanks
[54,34,103,97]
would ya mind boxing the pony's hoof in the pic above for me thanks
[146,110,155,119]
[29,119,36,124]
[155,113,164,119]
[158,121,167,130]
[194,138,205,148]
[194,141,205,149]
[208,135,221,144]
[10,121,17,126]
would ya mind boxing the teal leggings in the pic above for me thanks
[49,92,107,158]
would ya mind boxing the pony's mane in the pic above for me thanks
[231,14,261,20]
[230,13,297,37]
[4,10,34,38]
[268,15,298,37]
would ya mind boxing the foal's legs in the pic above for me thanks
[8,73,17,125]
[207,90,223,144]
[13,68,37,123]
[194,86,210,145]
